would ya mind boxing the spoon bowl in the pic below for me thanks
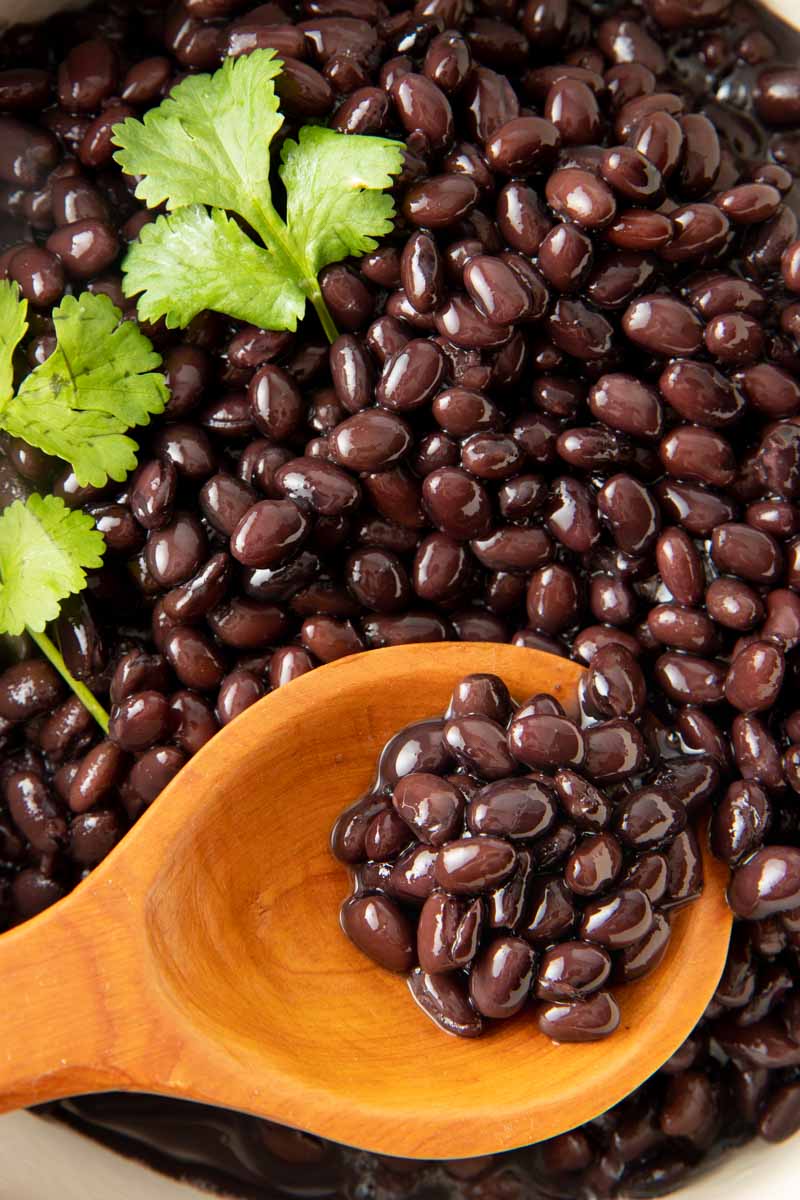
[0,643,731,1159]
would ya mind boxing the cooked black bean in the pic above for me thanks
[536,940,612,1001]
[330,410,411,472]
[587,644,646,718]
[391,73,453,146]
[616,788,686,849]
[163,554,232,622]
[538,222,593,293]
[728,847,800,920]
[584,719,649,781]
[408,967,482,1037]
[581,888,654,948]
[434,835,516,894]
[392,772,463,846]
[546,167,617,229]
[230,500,310,568]
[469,935,535,1018]
[623,294,703,355]
[537,991,621,1042]
[6,770,66,853]
[109,691,170,752]
[341,894,415,972]
[403,174,478,228]
[417,890,482,972]
[422,467,491,540]
[468,778,555,840]
[508,714,585,769]
[565,833,623,896]
[68,739,124,814]
[45,219,119,279]
[0,657,63,722]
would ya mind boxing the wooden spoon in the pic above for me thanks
[0,643,731,1160]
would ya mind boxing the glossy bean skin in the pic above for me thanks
[68,740,124,814]
[230,500,310,569]
[536,940,612,1001]
[615,788,686,849]
[618,913,671,984]
[508,714,585,769]
[581,888,654,948]
[728,848,800,919]
[537,991,621,1042]
[417,891,482,973]
[524,875,576,943]
[583,719,649,781]
[5,771,66,853]
[486,116,561,175]
[469,935,535,1019]
[331,410,411,472]
[725,643,785,714]
[448,674,512,723]
[392,772,463,847]
[434,836,516,894]
[712,781,770,865]
[623,295,703,356]
[468,778,555,840]
[340,894,416,972]
[565,834,624,896]
[407,967,482,1037]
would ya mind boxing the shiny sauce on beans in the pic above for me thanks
[333,669,703,1042]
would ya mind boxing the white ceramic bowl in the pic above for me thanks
[0,0,798,1195]
[0,1106,796,1199]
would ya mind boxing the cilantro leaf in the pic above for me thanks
[280,126,404,277]
[0,280,28,406]
[112,49,284,238]
[2,291,168,488]
[122,205,306,332]
[113,51,404,343]
[0,494,105,636]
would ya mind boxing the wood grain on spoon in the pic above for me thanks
[0,644,731,1159]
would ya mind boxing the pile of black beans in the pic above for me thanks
[334,666,703,1041]
[1,0,800,1193]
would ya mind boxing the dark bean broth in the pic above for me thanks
[2,0,800,1194]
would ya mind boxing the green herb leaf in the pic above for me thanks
[280,126,404,278]
[112,49,284,238]
[122,204,306,331]
[113,51,404,343]
[3,291,168,488]
[0,280,28,406]
[0,494,105,637]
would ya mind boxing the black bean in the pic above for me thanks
[537,991,620,1042]
[536,940,612,1001]
[407,967,483,1037]
[392,772,463,846]
[469,936,535,1019]
[341,894,415,972]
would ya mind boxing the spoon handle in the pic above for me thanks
[0,879,150,1110]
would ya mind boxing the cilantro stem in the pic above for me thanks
[309,287,340,344]
[28,627,110,734]
[250,198,340,345]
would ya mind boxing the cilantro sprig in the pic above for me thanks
[0,494,109,731]
[0,282,168,487]
[0,280,168,730]
[112,50,404,343]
